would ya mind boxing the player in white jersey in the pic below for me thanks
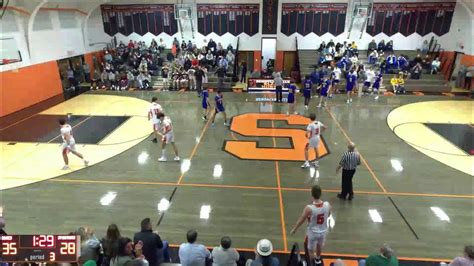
[363,68,375,95]
[148,97,163,143]
[59,118,88,170]
[157,113,180,162]
[301,113,327,168]
[330,66,342,97]
[290,185,332,266]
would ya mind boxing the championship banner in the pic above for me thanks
[197,4,260,36]
[247,78,291,92]
[262,0,279,34]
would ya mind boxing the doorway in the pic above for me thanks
[261,38,276,73]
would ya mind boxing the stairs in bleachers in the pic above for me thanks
[296,49,451,93]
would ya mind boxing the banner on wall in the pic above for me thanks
[366,2,456,37]
[197,4,260,36]
[100,4,177,37]
[262,0,279,34]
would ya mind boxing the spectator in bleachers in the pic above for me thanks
[219,56,229,70]
[181,40,187,52]
[206,50,215,68]
[327,39,335,47]
[208,38,217,52]
[368,50,378,65]
[128,40,135,49]
[226,51,235,68]
[386,53,397,71]
[76,227,101,264]
[101,224,121,266]
[110,237,147,266]
[211,236,240,266]
[377,40,385,52]
[188,67,196,91]
[216,66,227,90]
[179,230,211,266]
[133,218,165,266]
[362,244,398,266]
[247,239,279,266]
[367,39,377,57]
[195,65,206,95]
[431,57,441,74]
[385,40,393,52]
[187,40,193,52]
[159,38,166,52]
[465,69,472,90]
[449,245,474,266]
[421,40,429,54]
[108,71,117,90]
[397,55,408,71]
[318,41,326,52]
[412,54,422,66]
[411,63,422,80]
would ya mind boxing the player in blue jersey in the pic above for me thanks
[317,76,332,108]
[287,84,297,115]
[372,72,383,100]
[211,90,229,126]
[201,88,211,120]
[303,75,313,110]
[345,69,357,104]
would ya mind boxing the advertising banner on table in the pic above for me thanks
[247,78,291,92]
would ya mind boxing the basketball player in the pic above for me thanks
[148,97,163,143]
[330,65,342,97]
[363,67,375,95]
[372,71,383,100]
[317,76,331,108]
[290,185,332,266]
[301,113,327,168]
[211,90,229,126]
[346,69,357,104]
[201,88,211,120]
[59,118,88,170]
[157,113,180,162]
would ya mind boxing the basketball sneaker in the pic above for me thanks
[83,160,89,166]
[174,156,180,161]
[301,161,310,168]
[312,160,319,167]
[158,156,167,162]
[316,104,322,108]
[61,165,70,170]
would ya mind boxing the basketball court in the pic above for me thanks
[1,91,472,262]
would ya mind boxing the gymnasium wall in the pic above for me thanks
[96,0,472,55]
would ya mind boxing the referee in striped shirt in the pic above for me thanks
[336,142,361,200]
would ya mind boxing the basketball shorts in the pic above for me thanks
[346,84,355,92]
[216,105,225,113]
[364,81,371,87]
[306,231,327,250]
[153,122,161,131]
[308,137,320,148]
[332,79,340,85]
[62,138,77,152]
[163,132,175,144]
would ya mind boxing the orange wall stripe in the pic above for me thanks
[5,6,31,16]
[39,7,87,16]
[0,61,63,117]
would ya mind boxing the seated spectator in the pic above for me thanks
[397,55,408,71]
[187,40,193,52]
[101,224,121,266]
[411,63,422,79]
[422,54,431,70]
[179,230,210,266]
[219,56,228,70]
[133,218,165,266]
[128,40,135,49]
[369,50,378,65]
[377,40,385,52]
[90,70,101,90]
[206,51,215,67]
[350,55,358,65]
[76,227,101,264]
[159,38,166,52]
[208,38,217,52]
[412,54,422,66]
[367,39,377,56]
[385,40,393,52]
[327,39,335,47]
[431,57,441,74]
[362,244,398,266]
[386,53,397,70]
[181,40,187,51]
[391,73,405,94]
[246,239,279,266]
[172,37,180,49]
[110,237,147,266]
[226,50,235,67]
[108,71,117,90]
[171,44,177,57]
[227,43,234,53]
[212,236,240,266]
[449,245,473,266]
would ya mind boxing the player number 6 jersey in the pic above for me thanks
[307,201,330,234]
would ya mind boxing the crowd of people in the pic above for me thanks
[69,38,237,92]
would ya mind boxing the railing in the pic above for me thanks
[232,37,240,81]
[293,37,301,83]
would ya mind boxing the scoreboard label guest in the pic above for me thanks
[1,235,80,262]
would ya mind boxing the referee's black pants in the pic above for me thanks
[275,86,283,102]
[341,169,356,199]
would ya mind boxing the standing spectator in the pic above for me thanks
[83,62,91,83]
[456,65,467,88]
[449,246,474,266]
[76,227,101,264]
[133,218,165,266]
[101,224,121,266]
[179,230,211,266]
[159,38,166,52]
[127,70,135,89]
[211,236,240,266]
[367,39,377,57]
[187,67,196,91]
[363,244,399,266]
[216,66,226,90]
[336,142,361,200]
[431,57,441,74]
[247,239,279,266]
[273,72,283,103]
[195,66,205,96]
[240,61,248,83]
[465,69,472,90]
[421,40,429,54]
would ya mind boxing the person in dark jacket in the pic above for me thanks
[133,218,164,266]
[367,39,377,57]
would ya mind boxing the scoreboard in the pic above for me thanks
[1,235,80,262]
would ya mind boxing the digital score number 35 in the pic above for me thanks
[2,242,17,255]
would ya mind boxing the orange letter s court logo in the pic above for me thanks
[224,113,329,161]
